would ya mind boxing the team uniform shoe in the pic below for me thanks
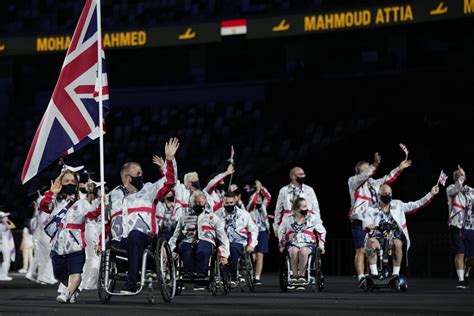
[69,290,80,304]
[358,276,366,288]
[0,275,12,281]
[18,268,27,274]
[56,291,71,304]
[456,280,469,289]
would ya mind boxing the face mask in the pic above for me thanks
[62,184,77,195]
[79,188,88,194]
[256,203,262,209]
[296,177,305,185]
[224,205,235,213]
[380,195,392,204]
[191,180,201,190]
[299,209,308,216]
[165,196,174,202]
[130,175,144,191]
[217,183,226,191]
[193,204,204,215]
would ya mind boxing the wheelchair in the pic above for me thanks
[235,250,256,292]
[279,244,325,292]
[174,243,231,296]
[97,237,176,304]
[363,222,408,292]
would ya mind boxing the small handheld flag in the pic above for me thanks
[399,143,409,160]
[437,170,448,186]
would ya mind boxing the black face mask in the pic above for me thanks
[191,180,201,190]
[217,183,226,191]
[165,196,174,202]
[380,195,392,205]
[224,205,235,213]
[79,188,88,194]
[299,209,308,216]
[296,177,305,185]
[130,175,144,191]
[193,204,204,215]
[62,184,77,195]
[256,203,262,209]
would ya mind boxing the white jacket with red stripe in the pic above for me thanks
[106,185,129,242]
[122,158,177,238]
[204,172,231,211]
[348,165,402,221]
[273,183,320,233]
[40,195,100,255]
[278,213,326,249]
[168,207,230,258]
[215,207,259,248]
[247,187,272,232]
[362,193,434,250]
[446,176,474,229]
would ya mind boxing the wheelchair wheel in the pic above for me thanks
[155,238,176,303]
[245,253,256,292]
[98,250,116,304]
[279,254,289,292]
[221,264,231,296]
[313,250,324,292]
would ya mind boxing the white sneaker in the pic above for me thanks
[0,275,12,281]
[25,274,36,282]
[57,282,68,293]
[69,291,80,304]
[18,268,27,274]
[56,291,71,304]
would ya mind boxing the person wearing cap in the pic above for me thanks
[0,211,16,281]
[40,168,102,303]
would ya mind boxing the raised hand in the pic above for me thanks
[255,180,262,192]
[373,152,381,166]
[431,185,440,195]
[152,155,164,167]
[50,178,62,194]
[458,164,466,178]
[399,159,412,170]
[226,163,235,175]
[165,137,180,160]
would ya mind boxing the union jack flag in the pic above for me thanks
[438,170,448,186]
[21,0,109,184]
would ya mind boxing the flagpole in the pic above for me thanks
[97,0,106,252]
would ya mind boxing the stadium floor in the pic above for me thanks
[0,273,472,315]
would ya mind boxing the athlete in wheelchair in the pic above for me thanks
[215,191,259,290]
[168,190,230,295]
[97,138,179,303]
[362,184,439,292]
[278,197,326,292]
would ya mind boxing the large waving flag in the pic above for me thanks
[21,0,109,184]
